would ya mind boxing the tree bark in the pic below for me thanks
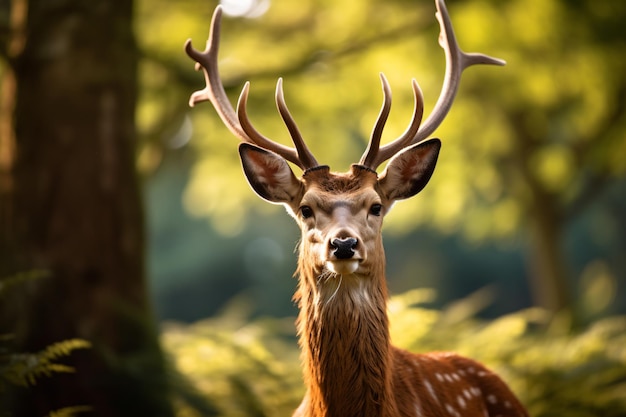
[526,201,572,317]
[1,1,173,416]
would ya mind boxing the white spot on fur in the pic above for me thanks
[435,373,444,382]
[487,394,498,404]
[463,388,472,400]
[424,379,438,402]
[457,395,467,409]
[445,403,459,417]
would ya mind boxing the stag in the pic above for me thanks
[185,1,528,416]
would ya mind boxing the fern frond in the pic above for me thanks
[25,364,76,386]
[1,339,91,387]
[39,339,91,362]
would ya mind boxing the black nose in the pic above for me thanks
[331,237,358,259]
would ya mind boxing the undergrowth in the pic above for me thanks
[163,289,626,417]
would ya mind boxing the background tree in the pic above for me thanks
[452,0,626,320]
[0,0,174,416]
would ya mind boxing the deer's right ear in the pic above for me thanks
[239,143,303,204]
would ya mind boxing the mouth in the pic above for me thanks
[325,259,360,275]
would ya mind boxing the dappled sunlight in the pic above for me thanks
[183,156,250,236]
[580,260,617,317]
[136,0,626,244]
[220,0,270,18]
[388,288,440,345]
[431,180,467,230]
[505,0,562,48]
[490,198,522,237]
[529,143,576,193]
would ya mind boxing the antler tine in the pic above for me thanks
[360,76,425,170]
[375,79,425,166]
[275,78,319,170]
[236,81,305,169]
[411,0,505,145]
[359,73,393,168]
[184,6,248,142]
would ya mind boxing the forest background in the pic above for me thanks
[1,0,625,416]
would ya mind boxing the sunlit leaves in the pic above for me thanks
[136,0,625,242]
[162,302,302,417]
[579,260,618,318]
[529,143,575,193]
[184,152,252,236]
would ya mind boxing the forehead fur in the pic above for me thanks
[302,165,378,193]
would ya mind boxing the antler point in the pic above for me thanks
[213,4,224,20]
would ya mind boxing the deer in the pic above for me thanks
[184,1,529,416]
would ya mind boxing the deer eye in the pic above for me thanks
[369,204,382,216]
[300,205,314,219]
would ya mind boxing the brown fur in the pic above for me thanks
[292,213,528,416]
[291,170,528,417]
[237,144,528,417]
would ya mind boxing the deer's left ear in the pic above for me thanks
[239,143,303,204]
[378,138,441,201]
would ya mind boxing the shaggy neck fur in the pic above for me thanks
[294,244,398,417]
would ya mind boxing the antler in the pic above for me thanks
[186,0,504,172]
[359,0,506,170]
[359,74,424,168]
[184,6,318,170]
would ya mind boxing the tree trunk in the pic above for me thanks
[526,202,573,317]
[1,1,173,416]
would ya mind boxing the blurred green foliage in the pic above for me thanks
[136,0,625,238]
[164,289,626,417]
[137,0,626,318]
[163,299,301,417]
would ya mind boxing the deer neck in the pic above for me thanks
[294,254,397,417]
